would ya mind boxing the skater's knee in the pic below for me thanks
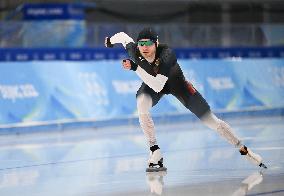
[217,119,229,130]
[200,111,220,130]
[202,112,229,131]
[137,94,152,115]
[202,113,241,146]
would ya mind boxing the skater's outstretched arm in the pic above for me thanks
[105,32,169,93]
[105,32,134,48]
[105,32,164,72]
[122,59,168,93]
[129,46,177,93]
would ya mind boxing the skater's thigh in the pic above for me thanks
[136,83,163,107]
[174,90,210,119]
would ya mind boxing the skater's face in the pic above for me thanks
[137,39,156,59]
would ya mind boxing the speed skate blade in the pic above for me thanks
[146,167,167,172]
[259,163,268,169]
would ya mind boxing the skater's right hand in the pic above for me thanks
[105,37,114,48]
[122,59,137,71]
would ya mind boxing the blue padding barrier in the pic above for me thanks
[0,47,284,61]
[0,107,283,134]
[0,58,283,131]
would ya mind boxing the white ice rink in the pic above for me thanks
[0,115,283,196]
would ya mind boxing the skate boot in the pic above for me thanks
[146,149,167,172]
[239,145,267,169]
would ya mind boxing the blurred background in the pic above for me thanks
[0,0,283,130]
[0,1,284,196]
[1,0,284,48]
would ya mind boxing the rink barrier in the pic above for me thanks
[0,46,284,61]
[0,107,283,134]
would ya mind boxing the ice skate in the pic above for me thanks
[146,149,167,172]
[239,145,267,169]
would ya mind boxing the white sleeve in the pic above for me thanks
[135,66,168,93]
[110,32,135,48]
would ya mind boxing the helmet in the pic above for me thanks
[136,27,158,43]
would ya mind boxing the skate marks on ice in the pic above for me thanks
[0,116,283,196]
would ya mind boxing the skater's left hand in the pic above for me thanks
[122,59,138,71]
[122,59,131,70]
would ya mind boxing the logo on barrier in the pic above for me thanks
[270,66,284,87]
[112,80,141,94]
[78,72,109,106]
[207,77,235,90]
[0,84,39,102]
[183,69,204,93]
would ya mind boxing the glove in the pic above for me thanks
[123,59,138,71]
[105,37,114,48]
[106,32,134,48]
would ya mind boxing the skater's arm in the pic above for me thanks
[124,46,163,77]
[135,66,168,93]
[121,59,168,93]
[105,33,174,74]
[112,34,167,92]
[136,47,177,93]
[105,32,137,62]
[134,47,177,93]
[105,32,134,48]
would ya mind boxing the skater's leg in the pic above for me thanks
[137,93,157,147]
[136,85,167,172]
[200,111,267,168]
[136,83,163,147]
[173,90,241,146]
[137,93,167,172]
[200,111,241,147]
[239,145,267,168]
[174,88,267,168]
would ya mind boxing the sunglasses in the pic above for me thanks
[137,40,155,46]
